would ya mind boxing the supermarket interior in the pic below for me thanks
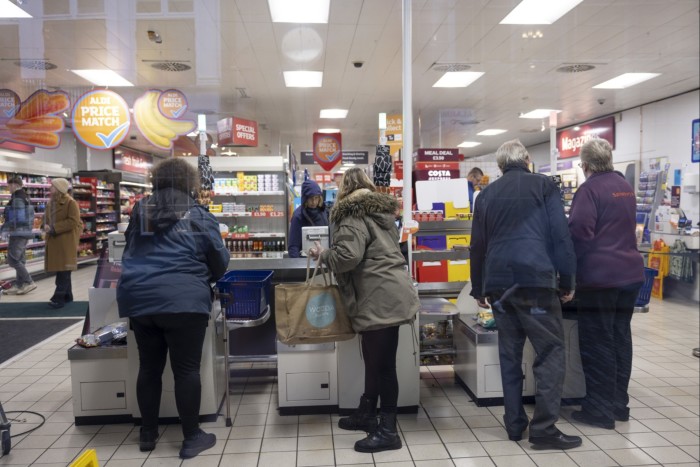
[0,0,699,466]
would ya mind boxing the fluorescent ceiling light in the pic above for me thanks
[500,0,584,25]
[458,141,482,148]
[317,128,340,133]
[283,71,323,87]
[593,73,661,89]
[0,0,31,18]
[433,71,484,88]
[71,69,134,87]
[268,0,330,23]
[320,109,348,119]
[519,109,561,119]
[477,129,507,136]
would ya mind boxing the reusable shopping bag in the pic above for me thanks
[274,258,355,345]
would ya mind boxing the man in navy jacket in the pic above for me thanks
[470,139,580,450]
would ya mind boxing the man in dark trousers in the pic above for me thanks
[470,139,581,450]
[1,176,37,295]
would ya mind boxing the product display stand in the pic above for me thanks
[221,306,270,427]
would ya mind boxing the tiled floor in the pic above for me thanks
[0,268,698,466]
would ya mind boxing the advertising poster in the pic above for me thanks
[1,89,69,149]
[557,116,615,159]
[133,89,195,150]
[382,114,403,156]
[313,132,342,171]
[72,89,130,150]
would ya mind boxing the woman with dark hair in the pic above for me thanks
[308,167,419,453]
[288,179,328,257]
[117,158,230,459]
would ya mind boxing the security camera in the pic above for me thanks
[597,98,606,105]
[353,61,364,68]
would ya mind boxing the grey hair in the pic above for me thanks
[495,139,530,171]
[580,138,614,173]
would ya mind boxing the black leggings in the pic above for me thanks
[130,313,209,438]
[361,325,400,412]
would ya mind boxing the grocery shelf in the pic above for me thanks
[212,212,284,218]
[412,249,470,262]
[212,191,284,196]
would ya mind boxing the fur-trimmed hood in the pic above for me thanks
[330,189,399,231]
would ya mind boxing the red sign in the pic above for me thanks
[414,169,460,181]
[313,132,342,171]
[414,161,460,171]
[413,148,460,163]
[113,147,153,175]
[394,161,404,180]
[217,117,258,147]
[557,116,615,159]
[313,173,334,183]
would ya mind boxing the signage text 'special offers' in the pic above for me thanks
[235,123,256,141]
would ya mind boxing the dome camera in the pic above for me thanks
[353,61,364,68]
[597,98,606,105]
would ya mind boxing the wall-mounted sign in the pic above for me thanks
[342,151,369,164]
[313,132,342,171]
[158,89,188,119]
[217,116,259,147]
[133,89,195,150]
[413,148,459,163]
[300,151,314,165]
[557,116,615,159]
[113,147,153,175]
[382,114,403,156]
[1,89,69,149]
[414,161,460,181]
[72,89,130,150]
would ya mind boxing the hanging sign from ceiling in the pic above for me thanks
[313,132,342,171]
[217,116,259,147]
[158,89,188,119]
[381,114,403,157]
[113,147,153,175]
[72,89,130,150]
[1,89,69,149]
[133,89,196,150]
[557,116,615,159]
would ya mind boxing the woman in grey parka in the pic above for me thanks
[309,167,419,453]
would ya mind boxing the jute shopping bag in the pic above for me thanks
[275,258,355,345]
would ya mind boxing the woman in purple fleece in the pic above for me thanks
[568,138,644,430]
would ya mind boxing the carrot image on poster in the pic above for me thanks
[0,89,69,148]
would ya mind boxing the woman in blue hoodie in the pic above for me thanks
[287,179,328,257]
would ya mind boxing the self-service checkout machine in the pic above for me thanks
[68,234,226,425]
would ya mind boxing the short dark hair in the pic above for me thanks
[7,175,22,186]
[150,158,199,194]
[468,167,483,177]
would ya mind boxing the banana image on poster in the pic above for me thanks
[133,90,195,150]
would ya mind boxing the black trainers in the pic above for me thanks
[572,410,615,429]
[179,429,216,459]
[139,427,158,452]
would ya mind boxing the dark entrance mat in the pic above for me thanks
[0,301,88,318]
[0,319,81,363]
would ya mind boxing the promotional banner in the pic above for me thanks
[113,147,153,175]
[218,116,259,147]
[382,114,403,156]
[342,151,369,164]
[557,116,615,159]
[72,89,129,150]
[1,89,69,149]
[413,148,460,163]
[313,132,342,171]
[133,89,195,150]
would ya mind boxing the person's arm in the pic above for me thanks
[469,194,488,307]
[288,209,302,257]
[544,181,576,293]
[567,184,598,262]
[318,222,367,274]
[51,199,81,235]
[201,211,231,280]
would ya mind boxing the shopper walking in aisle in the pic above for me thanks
[117,158,230,460]
[1,176,37,295]
[43,178,81,308]
[467,167,484,208]
[288,179,328,257]
[308,167,419,454]
[568,138,644,429]
[470,139,581,450]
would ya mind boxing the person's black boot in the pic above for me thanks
[338,395,378,432]
[354,412,402,453]
[139,427,159,452]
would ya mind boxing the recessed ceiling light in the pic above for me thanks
[500,0,583,25]
[0,0,31,18]
[317,128,340,133]
[592,73,661,89]
[519,109,561,119]
[320,109,348,119]
[477,129,507,136]
[433,71,484,88]
[71,69,134,87]
[283,71,323,87]
[268,0,329,23]
[458,141,482,148]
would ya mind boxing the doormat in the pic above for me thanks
[0,301,88,318]
[0,319,81,363]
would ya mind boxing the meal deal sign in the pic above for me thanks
[72,90,130,150]
[217,117,258,147]
[557,116,615,159]
[313,132,342,171]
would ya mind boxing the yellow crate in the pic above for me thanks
[446,234,470,249]
[447,259,470,282]
[445,201,470,219]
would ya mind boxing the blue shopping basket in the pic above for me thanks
[216,270,274,319]
[634,267,658,311]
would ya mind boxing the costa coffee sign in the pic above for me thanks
[414,148,459,163]
[557,116,615,159]
[217,117,258,147]
[414,162,460,181]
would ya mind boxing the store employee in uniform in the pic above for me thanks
[288,179,328,257]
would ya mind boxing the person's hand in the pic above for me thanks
[559,289,575,303]
[308,240,325,259]
[476,297,490,309]
[43,225,51,233]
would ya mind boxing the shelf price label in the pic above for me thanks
[252,211,284,218]
[230,233,249,239]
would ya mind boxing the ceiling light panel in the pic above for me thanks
[0,0,31,18]
[318,128,340,133]
[320,109,348,119]
[70,69,134,87]
[519,109,561,119]
[268,0,330,23]
[458,141,482,148]
[284,71,323,87]
[433,71,484,88]
[593,73,661,89]
[500,0,584,25]
[477,129,507,136]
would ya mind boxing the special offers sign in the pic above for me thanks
[217,117,258,147]
[557,116,615,159]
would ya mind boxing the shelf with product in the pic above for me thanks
[71,176,99,259]
[118,180,151,224]
[211,170,289,259]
